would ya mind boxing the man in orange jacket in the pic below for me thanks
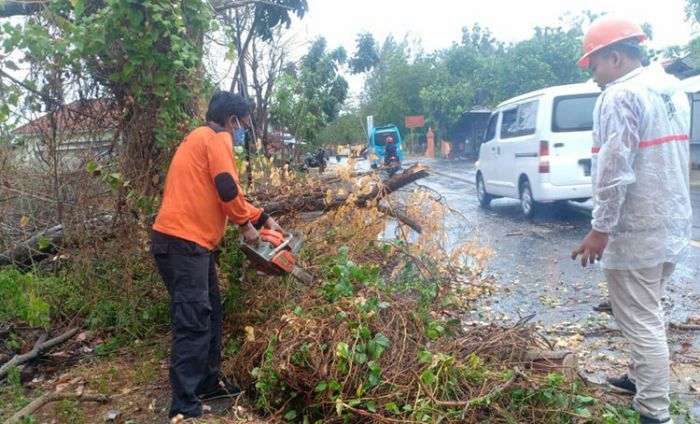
[151,91,282,419]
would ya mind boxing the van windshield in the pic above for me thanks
[551,94,599,132]
[374,131,398,146]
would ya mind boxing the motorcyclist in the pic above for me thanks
[384,137,399,166]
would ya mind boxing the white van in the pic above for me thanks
[475,82,600,217]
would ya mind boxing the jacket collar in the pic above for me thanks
[606,65,644,88]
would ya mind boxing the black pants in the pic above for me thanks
[151,231,222,418]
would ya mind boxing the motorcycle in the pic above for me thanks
[383,155,401,177]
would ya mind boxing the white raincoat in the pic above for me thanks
[591,63,692,270]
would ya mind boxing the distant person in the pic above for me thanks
[316,147,327,174]
[384,136,399,166]
[571,16,691,424]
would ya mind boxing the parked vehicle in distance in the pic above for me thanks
[476,82,600,217]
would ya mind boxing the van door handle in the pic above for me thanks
[553,143,565,148]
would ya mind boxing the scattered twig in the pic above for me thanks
[415,367,525,408]
[670,322,700,331]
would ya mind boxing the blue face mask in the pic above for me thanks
[233,128,246,146]
[233,116,246,146]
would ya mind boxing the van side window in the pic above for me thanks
[501,100,539,139]
[551,94,599,132]
[484,113,498,141]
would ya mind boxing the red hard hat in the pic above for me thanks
[578,16,647,68]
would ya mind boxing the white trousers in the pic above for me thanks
[605,262,675,421]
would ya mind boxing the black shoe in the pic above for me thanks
[606,374,637,394]
[639,415,672,424]
[196,376,242,401]
[593,300,613,314]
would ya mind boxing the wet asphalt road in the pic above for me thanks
[411,157,700,326]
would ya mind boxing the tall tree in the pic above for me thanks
[269,37,348,145]
[349,32,380,74]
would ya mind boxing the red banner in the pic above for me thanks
[405,115,425,129]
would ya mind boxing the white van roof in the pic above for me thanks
[678,74,700,93]
[496,82,600,109]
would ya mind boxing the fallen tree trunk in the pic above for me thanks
[6,392,109,424]
[0,224,64,267]
[0,215,113,268]
[262,163,430,215]
[525,349,578,379]
[0,166,428,267]
[0,328,79,379]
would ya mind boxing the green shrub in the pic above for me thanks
[0,267,51,328]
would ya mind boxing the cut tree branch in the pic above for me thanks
[377,204,422,233]
[0,328,79,379]
[7,392,109,424]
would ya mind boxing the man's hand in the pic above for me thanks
[571,229,609,267]
[264,216,283,232]
[240,221,260,244]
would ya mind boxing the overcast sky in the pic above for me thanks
[288,0,697,99]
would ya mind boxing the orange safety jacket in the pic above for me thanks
[153,124,267,250]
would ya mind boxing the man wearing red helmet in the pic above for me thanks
[384,136,399,166]
[572,16,691,424]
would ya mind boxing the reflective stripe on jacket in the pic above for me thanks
[591,64,692,270]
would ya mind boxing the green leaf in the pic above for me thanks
[3,60,18,71]
[335,342,349,359]
[37,236,51,250]
[73,0,85,18]
[574,395,595,406]
[284,410,297,420]
[86,160,100,173]
[373,332,390,348]
[575,407,592,418]
[418,350,433,363]
[420,370,435,386]
[314,382,327,392]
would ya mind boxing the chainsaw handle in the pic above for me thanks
[268,232,293,256]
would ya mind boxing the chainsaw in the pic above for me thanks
[238,229,313,284]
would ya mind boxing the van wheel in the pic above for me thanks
[520,180,536,218]
[476,174,492,208]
